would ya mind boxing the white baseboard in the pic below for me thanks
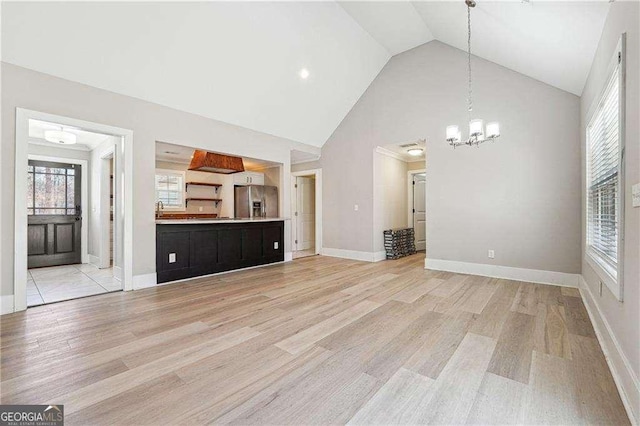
[285,252,293,262]
[425,258,580,288]
[321,247,385,262]
[579,276,639,424]
[133,273,157,290]
[374,251,387,262]
[1,295,14,315]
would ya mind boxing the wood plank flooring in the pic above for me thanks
[0,254,629,425]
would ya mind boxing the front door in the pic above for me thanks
[27,160,82,268]
[294,176,315,251]
[413,173,426,251]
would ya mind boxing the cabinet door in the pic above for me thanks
[158,231,190,271]
[263,225,283,258]
[242,227,263,261]
[190,230,217,266]
[218,229,242,263]
[249,172,265,185]
[233,172,265,185]
[233,172,248,185]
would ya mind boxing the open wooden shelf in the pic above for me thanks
[185,197,222,207]
[185,182,222,190]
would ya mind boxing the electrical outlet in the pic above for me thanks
[169,253,176,263]
[488,250,495,259]
[274,241,279,249]
[354,204,359,211]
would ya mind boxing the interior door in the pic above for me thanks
[295,177,315,251]
[27,160,82,268]
[413,173,426,251]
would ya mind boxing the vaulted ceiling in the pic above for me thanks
[2,2,609,148]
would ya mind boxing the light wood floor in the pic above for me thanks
[0,254,629,425]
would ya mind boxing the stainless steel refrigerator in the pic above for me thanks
[234,185,279,218]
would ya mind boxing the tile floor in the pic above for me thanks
[27,264,122,306]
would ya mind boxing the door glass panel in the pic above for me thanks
[67,175,75,207]
[44,174,67,208]
[27,172,34,210]
[35,166,66,175]
[29,161,78,215]
[35,208,67,215]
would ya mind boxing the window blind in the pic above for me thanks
[587,64,620,275]
[155,172,184,209]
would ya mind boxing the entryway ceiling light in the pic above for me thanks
[44,130,77,145]
[407,148,424,156]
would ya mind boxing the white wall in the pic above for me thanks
[373,151,408,254]
[1,62,319,297]
[580,2,640,420]
[292,160,321,173]
[28,143,91,163]
[321,41,582,274]
[407,160,425,171]
[261,166,281,188]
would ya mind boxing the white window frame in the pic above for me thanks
[585,34,626,302]
[155,168,186,211]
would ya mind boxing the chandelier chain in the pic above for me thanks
[467,3,473,118]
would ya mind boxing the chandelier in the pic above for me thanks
[446,0,500,148]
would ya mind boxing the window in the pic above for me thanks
[155,169,185,210]
[28,162,77,215]
[586,36,625,300]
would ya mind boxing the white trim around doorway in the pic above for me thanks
[407,169,426,249]
[14,108,134,313]
[27,154,90,265]
[291,169,322,256]
[99,147,116,270]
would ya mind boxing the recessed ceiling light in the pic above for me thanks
[44,130,77,145]
[407,148,424,156]
[299,68,310,79]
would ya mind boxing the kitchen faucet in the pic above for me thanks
[155,201,164,219]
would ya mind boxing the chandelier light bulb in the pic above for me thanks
[446,125,460,141]
[469,119,484,137]
[486,122,500,138]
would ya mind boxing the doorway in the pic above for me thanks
[291,169,322,259]
[14,109,134,312]
[25,126,122,306]
[409,171,426,251]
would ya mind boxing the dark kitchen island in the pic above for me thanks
[155,218,286,283]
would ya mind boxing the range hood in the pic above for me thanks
[188,150,245,174]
